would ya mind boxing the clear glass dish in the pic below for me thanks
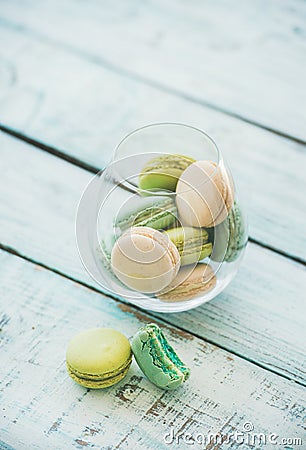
[76,123,247,312]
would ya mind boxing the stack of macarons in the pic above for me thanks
[105,153,246,302]
[66,324,190,391]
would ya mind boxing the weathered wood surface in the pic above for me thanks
[1,2,306,447]
[0,250,305,450]
[1,132,305,385]
[0,0,305,141]
[0,29,305,262]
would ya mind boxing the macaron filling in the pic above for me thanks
[67,356,132,385]
[133,323,190,387]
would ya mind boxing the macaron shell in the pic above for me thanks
[66,328,132,388]
[139,154,195,192]
[208,220,229,263]
[115,197,177,232]
[210,201,247,263]
[132,336,183,389]
[139,170,183,192]
[111,227,180,293]
[131,323,190,390]
[158,264,216,302]
[221,163,235,212]
[225,202,247,262]
[176,161,233,228]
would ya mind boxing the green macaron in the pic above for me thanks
[139,154,195,192]
[164,226,212,265]
[66,328,132,388]
[131,323,190,390]
[225,201,247,262]
[115,197,177,232]
[210,201,247,262]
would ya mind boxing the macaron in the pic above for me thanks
[66,328,132,388]
[111,226,181,293]
[210,201,247,262]
[131,323,190,390]
[139,154,195,192]
[225,202,247,261]
[164,226,212,266]
[158,264,216,302]
[115,197,177,233]
[176,160,234,228]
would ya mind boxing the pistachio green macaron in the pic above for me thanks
[131,323,190,390]
[66,328,132,388]
[210,201,247,263]
[115,197,177,232]
[165,226,212,265]
[139,154,195,192]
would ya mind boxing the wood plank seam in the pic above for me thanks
[248,237,306,267]
[0,123,100,175]
[0,17,306,147]
[0,124,305,268]
[1,242,305,388]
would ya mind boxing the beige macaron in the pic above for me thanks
[111,226,181,293]
[158,264,216,302]
[176,161,234,228]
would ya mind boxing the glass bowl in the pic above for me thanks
[76,123,247,312]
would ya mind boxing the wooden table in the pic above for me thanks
[0,1,305,448]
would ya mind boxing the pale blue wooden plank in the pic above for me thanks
[0,250,305,449]
[0,0,305,141]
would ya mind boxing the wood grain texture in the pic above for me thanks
[0,0,305,141]
[0,27,305,261]
[0,250,305,449]
[0,132,305,385]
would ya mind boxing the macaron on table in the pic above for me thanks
[66,328,132,388]
[66,324,190,391]
[76,123,247,312]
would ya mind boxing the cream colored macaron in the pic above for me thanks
[176,160,234,228]
[159,264,216,302]
[111,226,180,293]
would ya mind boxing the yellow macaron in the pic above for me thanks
[66,328,132,388]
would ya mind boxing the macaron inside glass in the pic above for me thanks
[111,226,181,293]
[139,154,195,192]
[131,323,190,390]
[164,226,212,266]
[115,196,177,233]
[158,264,216,302]
[224,201,247,262]
[210,201,247,262]
[66,328,132,388]
[176,160,234,228]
